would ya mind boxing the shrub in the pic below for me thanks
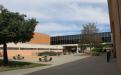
[49,57,52,61]
[38,51,61,56]
[92,48,102,52]
[39,58,42,61]
[91,48,102,56]
[13,56,16,60]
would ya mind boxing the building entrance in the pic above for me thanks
[63,46,78,54]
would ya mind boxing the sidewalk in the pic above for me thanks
[0,54,89,75]
[26,54,121,75]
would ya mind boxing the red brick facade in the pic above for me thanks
[29,32,50,44]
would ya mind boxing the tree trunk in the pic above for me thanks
[3,43,8,66]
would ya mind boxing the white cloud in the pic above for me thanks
[35,23,81,32]
[50,31,81,36]
[1,0,109,23]
[19,10,52,19]
[0,0,107,5]
[0,0,110,36]
[48,3,109,24]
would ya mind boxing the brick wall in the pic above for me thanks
[29,32,50,44]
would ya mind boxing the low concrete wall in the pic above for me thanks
[0,49,63,58]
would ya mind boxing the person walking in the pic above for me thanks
[107,49,111,63]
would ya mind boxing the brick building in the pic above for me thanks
[29,32,50,44]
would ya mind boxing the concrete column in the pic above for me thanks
[76,45,79,53]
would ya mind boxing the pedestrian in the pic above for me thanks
[107,49,111,63]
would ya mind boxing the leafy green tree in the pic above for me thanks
[0,5,38,65]
[79,23,102,51]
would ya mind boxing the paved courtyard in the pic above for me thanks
[0,54,88,75]
[26,54,121,75]
[0,54,120,75]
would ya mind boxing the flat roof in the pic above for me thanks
[0,43,63,49]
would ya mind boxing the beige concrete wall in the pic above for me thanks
[108,0,121,70]
[0,50,63,58]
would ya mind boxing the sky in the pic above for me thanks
[0,0,110,36]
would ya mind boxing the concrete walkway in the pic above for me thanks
[26,54,121,75]
[0,54,120,75]
[0,54,89,75]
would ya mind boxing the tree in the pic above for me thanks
[0,6,38,65]
[79,23,102,51]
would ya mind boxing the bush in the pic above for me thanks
[49,57,52,61]
[13,56,16,60]
[38,51,62,56]
[91,51,100,56]
[39,58,42,61]
[92,48,102,52]
[91,48,102,56]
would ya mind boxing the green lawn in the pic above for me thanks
[0,60,48,72]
